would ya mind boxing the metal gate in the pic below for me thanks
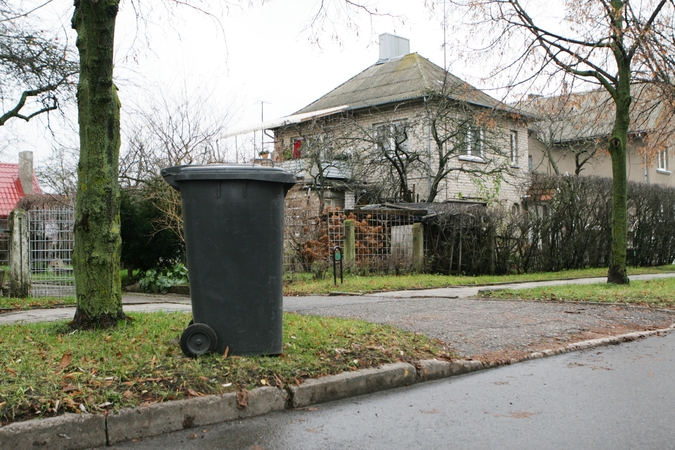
[29,209,76,297]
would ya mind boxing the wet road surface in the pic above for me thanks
[99,331,675,450]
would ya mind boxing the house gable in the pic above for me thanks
[0,163,43,217]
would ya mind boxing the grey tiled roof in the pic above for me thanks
[295,53,508,114]
[517,84,668,143]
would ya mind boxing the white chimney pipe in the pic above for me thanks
[379,33,410,62]
[18,151,34,196]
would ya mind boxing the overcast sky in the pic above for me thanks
[1,0,540,165]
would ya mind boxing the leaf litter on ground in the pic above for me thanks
[0,311,450,426]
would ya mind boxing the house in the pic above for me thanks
[271,34,531,214]
[521,85,675,187]
[0,151,42,219]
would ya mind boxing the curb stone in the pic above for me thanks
[0,412,106,450]
[288,362,417,408]
[106,386,287,445]
[1,325,673,449]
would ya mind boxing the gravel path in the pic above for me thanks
[286,296,675,359]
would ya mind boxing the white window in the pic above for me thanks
[460,125,484,160]
[510,130,518,166]
[657,150,669,172]
[374,122,408,156]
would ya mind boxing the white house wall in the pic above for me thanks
[274,102,530,207]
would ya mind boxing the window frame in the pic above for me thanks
[657,149,670,173]
[374,121,409,158]
[459,125,485,163]
[292,137,303,159]
[510,130,518,167]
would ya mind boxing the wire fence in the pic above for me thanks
[0,218,8,267]
[284,208,419,276]
[29,209,76,297]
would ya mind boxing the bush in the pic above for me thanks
[138,263,189,294]
[423,174,675,275]
[120,187,185,274]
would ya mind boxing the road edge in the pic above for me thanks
[2,325,673,449]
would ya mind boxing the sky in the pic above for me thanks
[1,0,468,165]
[1,0,553,166]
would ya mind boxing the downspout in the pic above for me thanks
[644,154,649,184]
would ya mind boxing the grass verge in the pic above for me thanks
[283,265,675,296]
[0,311,449,426]
[478,277,675,309]
[0,296,76,311]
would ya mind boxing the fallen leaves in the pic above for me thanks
[236,390,248,409]
[187,388,202,398]
[58,352,73,369]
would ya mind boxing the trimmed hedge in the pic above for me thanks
[425,174,675,275]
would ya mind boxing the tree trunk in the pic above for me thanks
[71,0,126,328]
[607,77,631,285]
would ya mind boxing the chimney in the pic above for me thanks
[378,33,410,62]
[18,151,34,196]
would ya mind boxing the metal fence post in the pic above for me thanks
[9,208,30,298]
[344,219,355,263]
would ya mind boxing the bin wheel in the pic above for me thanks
[180,323,218,357]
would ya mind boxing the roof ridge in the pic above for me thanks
[413,53,433,92]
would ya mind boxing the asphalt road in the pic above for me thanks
[99,330,675,450]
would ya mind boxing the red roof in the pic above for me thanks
[0,163,42,217]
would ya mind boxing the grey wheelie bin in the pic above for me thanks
[161,164,296,357]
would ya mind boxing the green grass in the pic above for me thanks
[283,265,675,296]
[0,312,448,425]
[0,296,76,311]
[478,277,675,308]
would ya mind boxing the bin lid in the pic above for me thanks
[161,164,297,190]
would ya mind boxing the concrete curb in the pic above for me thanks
[2,325,673,449]
[289,362,417,408]
[106,387,287,445]
[0,413,106,450]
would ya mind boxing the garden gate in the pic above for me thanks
[28,209,76,297]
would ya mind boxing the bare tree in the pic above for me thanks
[120,88,231,187]
[0,1,77,126]
[446,0,675,284]
[348,108,422,203]
[118,88,232,244]
[422,91,520,203]
[35,145,79,200]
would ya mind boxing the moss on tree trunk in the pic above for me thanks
[71,0,126,328]
[607,60,631,285]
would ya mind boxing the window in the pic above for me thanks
[510,130,518,166]
[292,138,303,159]
[528,155,533,172]
[459,125,484,160]
[657,150,669,172]
[374,122,408,156]
[511,203,521,216]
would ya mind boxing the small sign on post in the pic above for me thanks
[333,246,343,285]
